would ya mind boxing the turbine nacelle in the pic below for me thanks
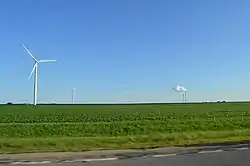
[28,60,57,80]
[22,45,57,80]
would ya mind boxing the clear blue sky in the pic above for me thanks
[1,0,250,104]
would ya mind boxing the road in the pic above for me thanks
[3,149,250,166]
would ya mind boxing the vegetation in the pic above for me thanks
[0,102,250,153]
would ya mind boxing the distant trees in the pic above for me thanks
[217,100,226,103]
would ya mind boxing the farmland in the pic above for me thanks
[1,102,250,153]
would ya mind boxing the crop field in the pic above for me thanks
[1,102,250,153]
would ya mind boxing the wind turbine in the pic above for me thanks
[72,88,76,104]
[22,45,56,105]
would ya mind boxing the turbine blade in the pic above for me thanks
[22,45,38,61]
[38,60,57,63]
[28,63,37,80]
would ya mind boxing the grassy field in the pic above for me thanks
[1,102,250,153]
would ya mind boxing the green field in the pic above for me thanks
[1,102,250,153]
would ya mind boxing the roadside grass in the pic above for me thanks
[0,129,250,153]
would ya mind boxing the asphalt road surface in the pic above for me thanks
[4,149,250,166]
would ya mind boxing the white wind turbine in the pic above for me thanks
[72,88,76,104]
[22,45,56,105]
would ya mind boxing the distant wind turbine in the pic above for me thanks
[72,88,76,104]
[173,85,187,103]
[22,44,57,105]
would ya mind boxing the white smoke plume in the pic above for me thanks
[173,85,187,92]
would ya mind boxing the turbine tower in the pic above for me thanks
[22,45,56,105]
[182,93,185,103]
[72,88,76,104]
[182,91,187,103]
